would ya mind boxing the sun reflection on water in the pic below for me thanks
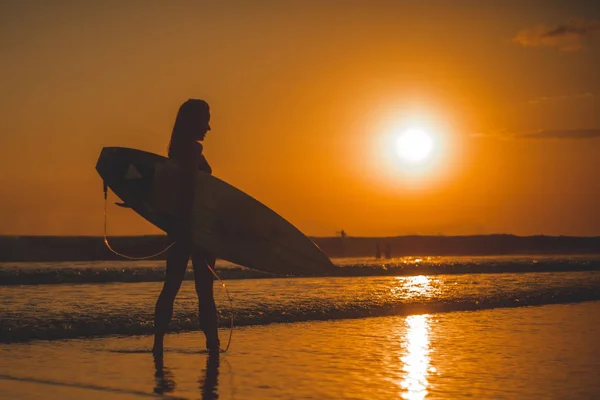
[406,275,430,293]
[400,315,431,400]
[391,275,433,298]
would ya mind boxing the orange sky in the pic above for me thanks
[1,1,599,237]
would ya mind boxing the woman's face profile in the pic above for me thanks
[194,113,211,141]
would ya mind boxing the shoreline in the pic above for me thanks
[2,302,599,399]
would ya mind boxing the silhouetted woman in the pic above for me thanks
[153,99,219,355]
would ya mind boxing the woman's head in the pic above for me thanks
[169,99,211,156]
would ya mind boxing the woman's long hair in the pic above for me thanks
[168,99,210,158]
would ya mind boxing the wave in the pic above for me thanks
[0,265,272,285]
[2,272,600,343]
[1,256,600,285]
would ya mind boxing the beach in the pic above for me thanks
[1,301,599,399]
[1,256,600,398]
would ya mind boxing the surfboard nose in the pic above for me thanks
[96,146,155,185]
[96,147,128,185]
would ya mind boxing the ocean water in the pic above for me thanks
[2,256,600,342]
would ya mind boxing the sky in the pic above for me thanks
[1,0,599,237]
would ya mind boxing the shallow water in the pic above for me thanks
[1,302,599,399]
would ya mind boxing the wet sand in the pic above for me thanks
[1,301,599,399]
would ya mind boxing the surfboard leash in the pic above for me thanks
[102,182,234,353]
[103,183,176,260]
[206,263,234,353]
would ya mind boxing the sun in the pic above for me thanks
[396,128,434,162]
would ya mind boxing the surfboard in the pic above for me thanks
[95,147,334,275]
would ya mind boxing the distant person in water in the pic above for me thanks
[153,99,219,355]
[384,243,392,259]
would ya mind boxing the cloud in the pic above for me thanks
[469,130,509,139]
[520,129,600,140]
[526,92,594,105]
[471,128,600,140]
[513,19,600,51]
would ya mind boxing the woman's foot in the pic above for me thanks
[206,341,220,354]
[205,331,220,354]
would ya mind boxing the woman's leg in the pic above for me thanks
[153,240,191,354]
[191,252,220,352]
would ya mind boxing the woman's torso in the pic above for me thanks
[170,141,212,174]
